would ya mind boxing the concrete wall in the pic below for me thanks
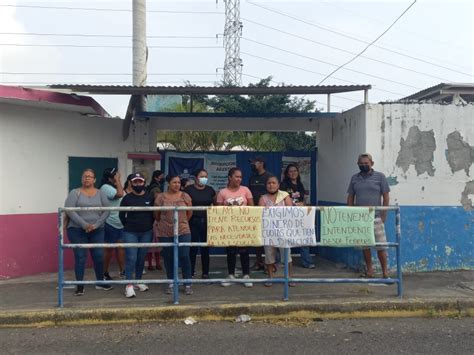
[317,102,473,272]
[0,103,135,278]
[367,103,473,271]
[317,104,367,204]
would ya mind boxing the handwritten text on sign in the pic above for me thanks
[207,206,263,246]
[320,207,375,247]
[262,207,316,247]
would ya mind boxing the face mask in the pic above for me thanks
[132,185,145,193]
[198,177,208,185]
[251,164,257,173]
[358,164,371,173]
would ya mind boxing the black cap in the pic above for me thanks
[249,155,265,163]
[130,173,145,182]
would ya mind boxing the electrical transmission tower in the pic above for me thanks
[223,0,243,86]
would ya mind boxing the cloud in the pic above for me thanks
[0,1,62,85]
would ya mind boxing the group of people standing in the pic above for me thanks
[64,152,390,299]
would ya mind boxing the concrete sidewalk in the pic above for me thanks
[1,257,473,326]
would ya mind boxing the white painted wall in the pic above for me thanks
[0,103,135,214]
[366,103,474,206]
[317,104,367,203]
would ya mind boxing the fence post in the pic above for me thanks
[283,247,289,301]
[396,206,403,297]
[57,208,64,308]
[173,208,180,305]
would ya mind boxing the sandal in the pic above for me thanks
[359,272,374,278]
[264,282,273,287]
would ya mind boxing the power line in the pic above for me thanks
[242,72,361,105]
[242,18,465,82]
[0,32,219,39]
[242,37,422,89]
[317,0,417,85]
[246,1,472,78]
[0,4,224,14]
[0,72,220,76]
[319,0,466,55]
[241,51,404,96]
[0,43,222,49]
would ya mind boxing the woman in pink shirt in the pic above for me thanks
[216,167,254,287]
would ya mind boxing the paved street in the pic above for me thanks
[2,318,473,354]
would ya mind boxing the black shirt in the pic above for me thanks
[119,192,155,232]
[280,180,306,204]
[249,171,272,205]
[184,184,216,218]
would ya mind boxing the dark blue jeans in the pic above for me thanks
[189,217,210,276]
[122,230,153,280]
[67,227,105,282]
[161,234,192,286]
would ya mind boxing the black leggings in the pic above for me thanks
[189,217,210,276]
[226,247,250,276]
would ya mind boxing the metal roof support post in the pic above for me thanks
[327,94,331,112]
[364,89,368,104]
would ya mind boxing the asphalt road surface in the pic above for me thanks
[1,317,472,354]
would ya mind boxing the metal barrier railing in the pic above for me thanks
[57,206,402,307]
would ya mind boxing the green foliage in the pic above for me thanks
[157,77,317,152]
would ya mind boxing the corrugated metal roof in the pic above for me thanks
[400,83,474,103]
[46,84,371,95]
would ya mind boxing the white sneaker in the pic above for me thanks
[134,284,149,292]
[125,285,136,298]
[142,268,147,275]
[243,275,253,288]
[166,284,173,294]
[221,274,236,287]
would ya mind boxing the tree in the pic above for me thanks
[157,77,318,151]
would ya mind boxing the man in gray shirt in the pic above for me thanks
[347,153,390,278]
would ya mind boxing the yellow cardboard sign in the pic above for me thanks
[207,206,263,246]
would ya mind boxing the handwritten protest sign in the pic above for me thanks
[207,206,263,246]
[262,207,316,247]
[320,207,375,247]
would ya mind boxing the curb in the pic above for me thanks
[1,299,473,327]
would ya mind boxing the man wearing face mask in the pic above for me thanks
[119,173,155,298]
[248,156,273,271]
[184,169,216,279]
[347,153,390,279]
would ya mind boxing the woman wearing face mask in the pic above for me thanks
[147,170,165,196]
[259,175,296,287]
[216,167,254,288]
[280,164,316,269]
[154,175,194,295]
[119,173,155,298]
[184,169,216,279]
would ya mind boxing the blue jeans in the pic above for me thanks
[67,227,105,281]
[161,234,192,286]
[123,230,153,280]
[299,246,314,267]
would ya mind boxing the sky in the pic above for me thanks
[0,0,472,117]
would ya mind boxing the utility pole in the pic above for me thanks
[130,0,152,152]
[133,0,147,89]
[223,0,243,86]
